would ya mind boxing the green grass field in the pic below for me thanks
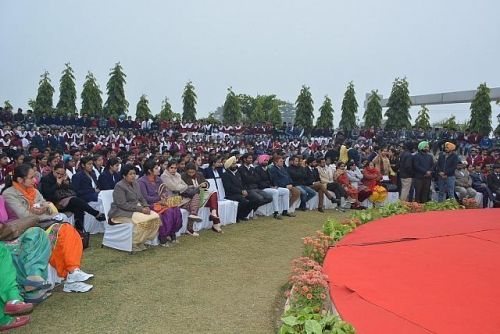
[16,210,347,334]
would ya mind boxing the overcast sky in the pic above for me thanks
[1,0,499,127]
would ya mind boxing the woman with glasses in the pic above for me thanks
[39,163,106,232]
[137,159,183,245]
[161,160,202,236]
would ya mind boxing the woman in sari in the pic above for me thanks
[182,163,222,233]
[108,165,161,251]
[362,161,382,190]
[137,159,182,246]
[2,164,94,293]
[0,242,33,331]
[161,160,202,237]
[0,215,51,304]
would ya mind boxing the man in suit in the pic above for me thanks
[471,164,494,208]
[268,156,301,210]
[238,154,272,210]
[221,156,260,222]
[412,141,434,203]
[487,163,500,206]
[287,155,316,211]
[304,157,335,212]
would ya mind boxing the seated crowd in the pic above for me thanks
[1,119,500,330]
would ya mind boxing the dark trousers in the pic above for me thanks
[247,189,273,208]
[327,182,346,199]
[62,197,100,231]
[413,177,431,203]
[226,194,259,220]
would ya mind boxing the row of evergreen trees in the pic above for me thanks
[293,79,494,136]
[23,62,495,135]
[29,62,191,122]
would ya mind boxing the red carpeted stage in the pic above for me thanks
[323,209,500,334]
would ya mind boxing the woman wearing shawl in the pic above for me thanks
[335,162,363,209]
[137,159,183,246]
[2,164,94,293]
[161,160,203,237]
[108,165,161,251]
[362,161,382,190]
[0,242,34,331]
[181,163,222,234]
[0,213,51,304]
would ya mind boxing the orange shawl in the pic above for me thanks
[13,181,37,209]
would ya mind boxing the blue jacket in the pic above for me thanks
[203,167,224,180]
[97,169,122,191]
[268,165,293,188]
[72,171,99,202]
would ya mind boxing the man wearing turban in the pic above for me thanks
[412,141,434,203]
[436,141,460,202]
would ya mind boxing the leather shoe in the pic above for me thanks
[4,301,33,315]
[0,316,30,331]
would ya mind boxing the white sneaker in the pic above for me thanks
[63,282,93,293]
[66,269,94,283]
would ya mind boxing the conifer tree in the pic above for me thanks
[251,99,266,124]
[363,90,382,128]
[316,96,334,129]
[268,101,282,125]
[34,71,55,118]
[103,62,128,117]
[414,105,431,130]
[56,63,77,116]
[182,81,197,122]
[159,97,174,121]
[3,100,13,110]
[339,82,358,132]
[469,83,492,136]
[294,85,314,131]
[135,94,152,120]
[80,71,103,117]
[384,77,412,130]
[222,87,241,125]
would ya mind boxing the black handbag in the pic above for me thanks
[78,229,90,250]
[181,187,199,199]
[381,181,398,192]
[54,188,77,202]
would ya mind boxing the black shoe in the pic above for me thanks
[298,207,307,211]
[95,213,106,221]
[282,211,296,217]
[240,217,249,222]
[318,208,324,213]
[273,212,283,220]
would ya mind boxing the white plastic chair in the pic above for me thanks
[83,199,105,234]
[208,179,238,225]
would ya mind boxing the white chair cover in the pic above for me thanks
[84,199,105,234]
[99,190,156,252]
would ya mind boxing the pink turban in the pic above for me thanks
[257,154,271,165]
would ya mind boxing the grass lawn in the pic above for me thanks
[16,210,347,334]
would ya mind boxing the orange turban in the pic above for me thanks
[445,142,456,151]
